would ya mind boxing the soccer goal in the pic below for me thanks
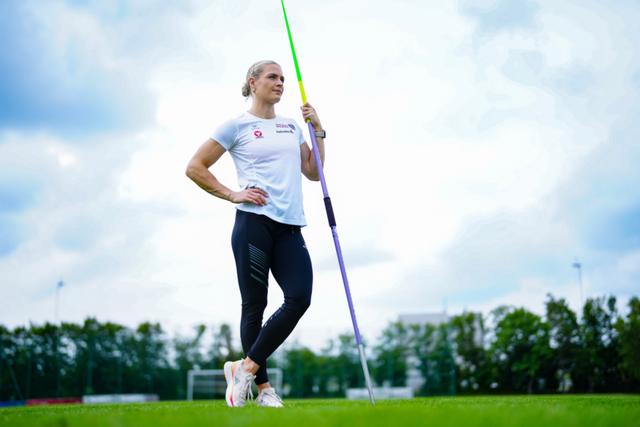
[187,368,283,401]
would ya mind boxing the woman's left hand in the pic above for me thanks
[301,102,323,131]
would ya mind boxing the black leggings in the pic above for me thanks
[231,209,313,385]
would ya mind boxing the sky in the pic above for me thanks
[1,0,639,350]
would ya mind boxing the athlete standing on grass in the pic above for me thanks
[186,60,325,408]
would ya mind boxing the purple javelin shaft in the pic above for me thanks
[306,122,363,345]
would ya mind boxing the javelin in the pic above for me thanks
[280,0,376,405]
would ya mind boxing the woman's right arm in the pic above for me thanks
[185,138,268,206]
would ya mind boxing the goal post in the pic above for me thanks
[187,368,283,401]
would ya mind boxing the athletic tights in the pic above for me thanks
[231,209,313,385]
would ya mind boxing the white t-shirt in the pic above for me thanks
[211,111,307,226]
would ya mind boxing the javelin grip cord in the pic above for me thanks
[324,197,337,227]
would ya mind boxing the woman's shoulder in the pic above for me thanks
[215,112,255,132]
[223,112,253,124]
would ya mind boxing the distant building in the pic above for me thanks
[399,311,485,393]
[399,312,449,392]
[399,312,449,327]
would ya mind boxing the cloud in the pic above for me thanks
[0,129,177,326]
[0,3,145,134]
[388,101,640,315]
[0,179,39,215]
[383,131,640,314]
[0,215,25,257]
[0,186,32,255]
[0,1,212,136]
[561,125,640,255]
[0,133,54,255]
[459,0,539,34]
[366,0,640,319]
[316,245,395,272]
[1,0,639,351]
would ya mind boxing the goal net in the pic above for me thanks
[187,368,283,400]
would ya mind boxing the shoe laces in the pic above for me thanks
[238,373,255,404]
[260,388,283,405]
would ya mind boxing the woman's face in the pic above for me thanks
[251,64,284,104]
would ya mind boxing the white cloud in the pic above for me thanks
[1,0,639,352]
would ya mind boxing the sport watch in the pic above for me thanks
[314,129,326,139]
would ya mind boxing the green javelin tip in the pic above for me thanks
[280,0,308,105]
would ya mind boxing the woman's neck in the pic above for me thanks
[248,99,276,119]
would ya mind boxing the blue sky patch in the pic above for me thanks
[0,215,25,257]
[0,2,153,136]
[460,0,539,34]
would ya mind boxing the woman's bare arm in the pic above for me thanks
[299,102,325,181]
[185,138,268,205]
[300,141,324,181]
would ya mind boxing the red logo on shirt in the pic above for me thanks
[253,130,263,138]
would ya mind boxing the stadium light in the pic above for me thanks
[55,280,64,324]
[572,260,583,308]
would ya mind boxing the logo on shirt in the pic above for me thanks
[276,123,294,134]
[276,123,296,133]
[253,130,263,138]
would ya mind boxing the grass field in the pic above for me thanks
[1,395,638,427]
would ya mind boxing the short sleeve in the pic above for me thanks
[211,119,238,150]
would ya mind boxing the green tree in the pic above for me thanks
[0,325,23,401]
[90,321,128,395]
[318,333,366,397]
[313,350,338,397]
[490,306,551,393]
[545,295,580,392]
[173,324,207,399]
[315,338,354,398]
[60,319,134,397]
[615,296,640,390]
[24,323,63,398]
[373,321,410,387]
[449,312,490,393]
[133,322,172,398]
[578,296,621,392]
[283,345,319,397]
[208,323,242,369]
[417,323,456,396]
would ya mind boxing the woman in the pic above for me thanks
[185,60,325,408]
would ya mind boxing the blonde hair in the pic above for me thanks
[242,60,279,98]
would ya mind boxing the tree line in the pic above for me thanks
[1,294,638,401]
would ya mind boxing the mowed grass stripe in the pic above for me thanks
[1,395,638,427]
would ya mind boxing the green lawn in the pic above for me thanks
[1,395,638,427]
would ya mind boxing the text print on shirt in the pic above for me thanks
[276,123,294,134]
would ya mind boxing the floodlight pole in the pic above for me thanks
[55,280,64,324]
[54,279,64,397]
[280,0,375,405]
[572,260,583,308]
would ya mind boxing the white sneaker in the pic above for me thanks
[224,360,256,407]
[256,387,284,408]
